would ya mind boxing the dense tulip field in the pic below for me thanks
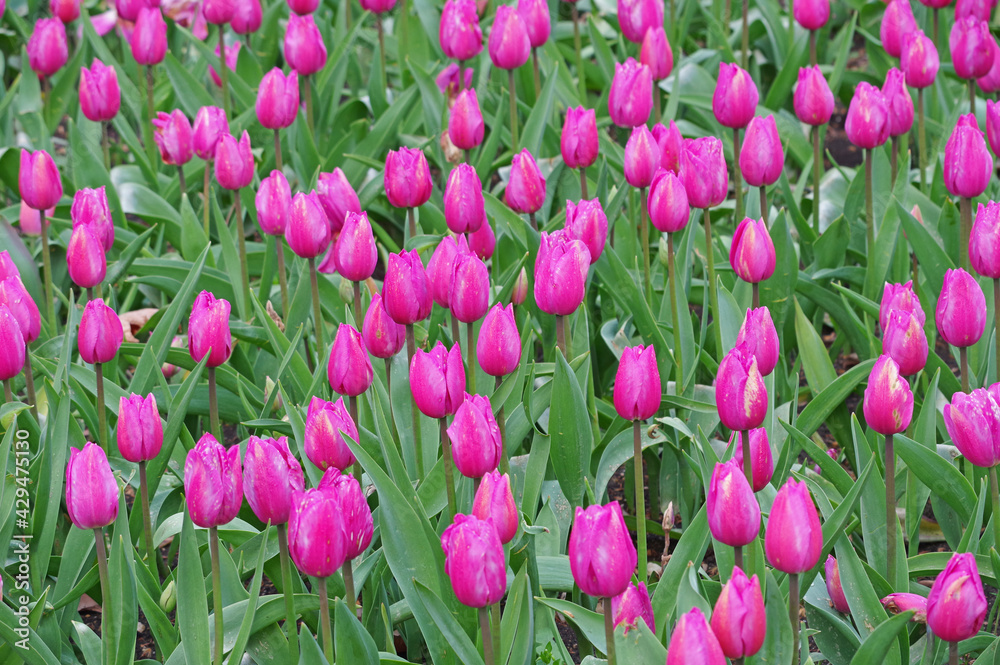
[8,0,1000,661]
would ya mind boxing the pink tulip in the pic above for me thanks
[336,212,378,282]
[978,39,1000,94]
[880,281,925,331]
[794,65,835,126]
[362,292,406,359]
[448,393,502,478]
[679,137,728,208]
[188,291,232,368]
[328,323,374,396]
[568,502,636,598]
[284,14,328,75]
[469,217,496,260]
[288,0,319,14]
[288,488,348,578]
[926,553,988,642]
[318,468,373,559]
[0,277,40,344]
[78,299,123,364]
[506,149,546,214]
[617,0,664,44]
[667,608,727,665]
[439,0,483,61]
[428,235,467,309]
[27,18,68,78]
[846,82,890,149]
[825,556,850,613]
[19,149,62,211]
[243,436,305,525]
[472,471,518,544]
[647,169,690,233]
[624,125,660,189]
[71,186,114,251]
[901,30,940,89]
[489,6,530,70]
[713,63,759,130]
[882,68,914,137]
[385,147,433,209]
[653,120,684,173]
[232,0,262,33]
[410,342,465,418]
[971,201,1000,277]
[80,60,121,123]
[256,68,299,129]
[214,130,254,190]
[441,514,506,607]
[193,106,229,161]
[736,307,778,377]
[882,310,928,376]
[956,0,993,20]
[436,63,474,98]
[732,428,773,492]
[793,0,829,29]
[863,355,913,435]
[67,225,108,289]
[640,26,672,80]
[944,114,993,198]
[534,231,590,315]
[609,58,652,128]
[612,582,655,634]
[512,267,528,305]
[614,345,661,421]
[739,115,783,187]
[117,393,163,463]
[132,8,168,65]
[706,459,760,546]
[152,110,194,166]
[517,0,550,48]
[184,433,243,528]
[286,191,331,259]
[304,396,359,471]
[448,89,485,151]
[710,568,766,659]
[715,342,767,431]
[951,17,993,80]
[730,217,776,284]
[0,306,25,381]
[561,106,599,170]
[256,170,292,236]
[451,253,489,323]
[208,40,240,87]
[477,303,521,377]
[66,443,119,529]
[764,478,823,573]
[51,0,80,22]
[564,199,608,263]
[444,164,486,233]
[936,268,987,348]
[881,593,928,622]
[202,0,235,24]
[317,169,361,232]
[359,0,397,12]
[384,249,432,324]
[881,0,917,58]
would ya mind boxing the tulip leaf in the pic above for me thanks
[549,351,593,509]
[520,64,558,157]
[594,424,669,503]
[894,434,975,524]
[535,597,607,654]
[650,507,712,637]
[500,564,535,665]
[745,571,793,665]
[833,531,899,665]
[794,298,837,395]
[177,511,211,665]
[335,598,381,664]
[847,611,913,665]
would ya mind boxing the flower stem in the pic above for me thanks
[990,467,1000,554]
[809,29,816,65]
[886,433,897,588]
[580,168,588,199]
[353,281,364,330]
[495,375,508,474]
[94,528,111,665]
[235,194,250,318]
[918,89,927,192]
[305,75,314,136]
[741,429,752,487]
[102,121,111,170]
[961,347,970,393]
[733,128,743,223]
[654,86,661,125]
[349,395,362,482]
[385,356,394,427]
[407,207,416,239]
[532,48,541,98]
[467,321,477,394]
[178,166,187,198]
[209,526,224,665]
[759,186,768,227]
[203,161,213,238]
[704,207,722,356]
[933,8,939,46]
[640,186,651,302]
[529,212,537,231]
[479,606,495,665]
[319,577,333,663]
[208,366,221,442]
[890,136,899,189]
[343,557,356,614]
[406,324,424,481]
[508,69,518,151]
[218,26,231,119]
[633,421,647,583]
[752,282,759,309]
[308,257,325,361]
[740,0,748,67]
[995,278,1000,383]
[144,65,156,166]
[789,573,800,665]
[95,362,108,454]
[276,240,290,321]
[970,79,976,115]
[734,544,743,573]
[277,523,299,661]
[440,417,457,519]
[556,314,567,358]
[865,149,874,267]
[667,232,683,385]
[4,379,12,403]
[813,125,822,233]
[571,4,584,100]
[40,210,55,329]
[377,15,387,96]
[961,197,973,271]
[274,129,283,174]
[949,640,958,665]
[139,462,158,571]
[604,598,616,665]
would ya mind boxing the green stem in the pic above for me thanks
[277,523,299,661]
[752,282,759,309]
[809,29,816,65]
[789,572,800,665]
[572,4,585,100]
[467,321,477,394]
[139,462,157,570]
[377,15,387,96]
[733,128,743,223]
[865,149,874,266]
[949,641,958,665]
[734,544,743,573]
[343,557,356,613]
[451,312,461,345]
[274,129,283,174]
[353,281,364,331]
[604,597,617,665]
[667,233,683,386]
[319,577,333,663]
[918,89,927,192]
[961,346,970,393]
[407,207,416,239]
[406,324,424,480]
[970,79,976,115]
[933,8,939,47]
[23,351,37,421]
[891,136,899,189]
[813,125,822,233]
[441,418,457,518]
[208,366,221,442]
[491,603,501,665]
[3,379,12,405]
[740,0,748,67]
[508,69,518,151]
[209,527,224,665]
[654,85,662,125]
[886,433,896,588]
[218,26,231,119]
[724,0,731,42]
[308,257,325,361]
[204,161,212,239]
[178,166,187,198]
[961,197,972,271]
[759,186,768,227]
[305,75,314,136]
[556,314,567,358]
[479,606,495,665]
[633,421,647,583]
[529,212,537,232]
[94,529,111,665]
[40,210,55,329]
[705,207,722,356]
[235,194,250,319]
[532,48,541,98]
[741,429,752,488]
[994,278,1000,384]
[385,357,395,430]
[102,121,110,170]
[276,240,290,321]
[580,168,588,199]
[349,395,362,482]
[95,362,108,454]
[145,65,156,166]
[496,375,508,474]
[640,186,651,302]
[991,468,1000,553]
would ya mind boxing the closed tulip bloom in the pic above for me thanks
[384,250,432,324]
[286,192,331,258]
[880,281,925,331]
[336,212,377,282]
[863,354,913,435]
[568,502,636,598]
[618,0,664,44]
[117,393,163,463]
[441,514,506,607]
[19,149,62,211]
[739,115,783,187]
[51,0,80,22]
[208,40,241,88]
[952,17,994,80]
[882,310,929,376]
[132,8,168,65]
[472,471,518,544]
[506,149,546,214]
[116,0,149,22]
[27,18,67,78]
[937,268,987,347]
[881,0,917,58]
[561,106,599,170]
[317,169,361,232]
[881,593,928,622]
[0,277,40,344]
[715,342,767,431]
[845,83,890,149]
[437,63,475,97]
[668,608,727,665]
[202,0,235,23]
[444,164,486,233]
[304,396,358,471]
[318,469,373,558]
[66,443,119,529]
[440,0,483,61]
[972,201,1000,277]
[640,26,672,80]
[882,69,914,137]
[232,0,261,33]
[80,60,120,123]
[614,345,661,421]
[736,307,779,377]
[451,253,490,323]
[78,299,123,364]
[284,14,328,75]
[243,436,304,525]
[706,460,760,546]
[448,393,502,478]
[288,0,319,14]
[0,306,25,381]
[188,291,232,367]
[152,110,194,166]
[765,478,823,573]
[256,171,292,236]
[385,147,433,209]
[517,0,550,47]
[215,130,254,189]
[944,115,993,198]
[362,292,406,359]
[710,568,766,659]
[713,63,759,130]
[18,201,43,235]
[612,582,655,634]
[732,428,773,492]
[0,251,18,279]
[609,58,653,128]
[946,387,1000,466]
[794,66,835,126]
[958,0,993,20]
[184,433,243,528]
[256,68,299,129]
[192,106,229,161]
[679,137,728,208]
[410,342,466,418]
[449,89,485,151]
[534,231,591,315]
[825,556,850,613]
[71,186,114,251]
[67,226,107,290]
[979,40,1000,93]
[927,553,988,642]
[359,0,397,12]
[469,218,496,260]
[647,169,690,233]
[564,199,608,263]
[624,125,660,189]
[489,6,531,70]
[428,235,467,308]
[512,267,528,305]
[730,217,776,283]
[288,488,348,578]
[793,0,829,29]
[328,324,374,396]
[899,32,939,91]
[477,303,521,376]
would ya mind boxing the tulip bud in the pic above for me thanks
[739,115,783,187]
[561,106,599,170]
[652,121,683,173]
[506,149,547,214]
[716,342,767,431]
[937,268,987,348]
[436,63,474,98]
[845,82,890,149]
[428,235,467,309]
[385,147,433,210]
[793,0,829,29]
[288,488,348,577]
[647,169,690,233]
[901,30,940,89]
[71,186,114,251]
[232,0,261,33]
[882,310,929,376]
[614,345,661,421]
[618,0,664,44]
[411,342,465,418]
[288,0,318,14]
[706,459,760,546]
[27,18,68,78]
[116,0,149,22]
[215,130,254,190]
[730,217,776,284]
[362,292,406,359]
[117,393,163,463]
[732,428,773,492]
[451,253,490,323]
[927,553,988,642]
[863,354,913,435]
[384,249,432,324]
[152,110,194,166]
[243,436,305,525]
[710,567,766,659]
[19,149,62,211]
[191,106,229,162]
[881,0,917,58]
[945,386,1000,467]
[517,0,550,48]
[80,60,121,123]
[667,608,727,665]
[640,26,672,80]
[132,8,168,65]
[764,478,823,573]
[444,164,486,233]
[564,199,608,263]
[611,582,655,634]
[972,201,1000,277]
[188,291,233,368]
[449,89,486,151]
[67,225,107,289]
[18,202,44,235]
[825,556,850,613]
[359,0,397,12]
[512,267,529,305]
[736,307,778,377]
[319,468,373,558]
[944,115,993,199]
[184,433,243,528]
[679,137,728,208]
[336,212,378,282]
[284,14,328,75]
[609,58,653,128]
[713,63,759,130]
[66,443,119,529]
[79,299,123,365]
[159,580,177,613]
[477,303,521,377]
[489,6,531,70]
[208,40,240,88]
[328,324,374,396]
[441,514,506,607]
[882,69,914,138]
[202,0,235,24]
[951,17,994,80]
[286,192,332,259]
[979,39,1000,94]
[440,0,484,61]
[0,277,40,344]
[569,502,636,598]
[256,170,292,236]
[469,218,496,260]
[0,305,25,381]
[448,393,502,478]
[624,125,660,189]
[879,281,925,331]
[881,593,928,622]
[0,251,19,280]
[472,471,518,544]
[794,65,835,126]
[305,396,358,471]
[957,0,993,20]
[534,231,590,315]
[317,169,361,232]
[51,0,80,22]
[256,68,299,130]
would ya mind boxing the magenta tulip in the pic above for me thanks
[51,0,80,22]
[882,593,928,622]
[336,212,378,282]
[0,277,40,344]
[730,217,776,283]
[882,310,929,376]
[449,89,486,151]
[444,164,486,234]
[304,396,359,471]
[937,268,987,348]
[27,18,67,78]
[441,514,506,607]
[863,355,914,435]
[926,553,988,642]
[448,393,502,478]
[67,226,107,289]
[288,488,347,578]
[715,342,767,431]
[881,0,917,58]
[883,69,914,137]
[640,26,672,81]
[362,292,405,359]
[793,0,829,29]
[679,137,728,208]
[451,253,489,323]
[80,60,120,123]
[971,201,1000,277]
[78,299,122,365]
[71,186,114,251]
[713,63,758,130]
[384,249,432,325]
[794,66,835,126]
[825,556,850,613]
[318,469,373,559]
[477,303,521,377]
[184,433,243,528]
[901,30,940,88]
[489,6,530,70]
[214,130,254,190]
[706,459,760,547]
[232,0,261,33]
[561,106,599,170]
[0,306,24,381]
[506,149,546,214]
[284,14,328,75]
[846,83,890,149]
[617,0,664,44]
[410,342,465,418]
[534,231,590,315]
[188,291,232,368]
[117,393,163,463]
[256,171,292,236]
[608,58,653,129]
[732,428,773,492]
[951,17,993,80]
[647,169,690,233]
[740,115,783,187]
[243,436,305,525]
[667,608,727,665]
[944,115,993,199]
[287,192,332,259]
[624,125,660,189]
[472,471,518,544]
[564,199,608,263]
[66,443,119,529]
[257,68,299,129]
[517,0,550,47]
[710,567,766,659]
[614,345,661,421]
[736,307,778,377]
[469,220,495,265]
[385,147,433,209]
[880,281,925,331]
[653,120,683,173]
[19,149,62,211]
[612,582,655,634]
[428,235,467,309]
[765,478,823,573]
[328,324,374,396]
[439,0,483,61]
[568,502,636,598]
[132,8,168,65]
[192,106,229,161]
[317,169,361,232]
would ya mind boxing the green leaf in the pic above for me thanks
[549,351,593,509]
[794,298,837,394]
[335,598,381,664]
[412,582,484,665]
[894,434,975,524]
[535,597,607,653]
[520,64,558,156]
[177,512,211,665]
[795,359,875,437]
[847,611,913,665]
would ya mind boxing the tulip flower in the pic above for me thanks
[740,115,783,188]
[411,342,465,419]
[951,17,993,81]
[472,471,518,544]
[318,468,373,561]
[27,18,67,78]
[945,387,1000,467]
[384,249,432,325]
[881,593,928,622]
[17,202,43,235]
[469,219,496,261]
[653,121,683,173]
[79,299,123,366]
[71,187,114,251]
[614,345,661,421]
[926,553,987,645]
[881,0,917,58]
[937,268,987,351]
[304,396,359,471]
[863,355,914,435]
[67,226,107,290]
[214,130,254,190]
[441,514,506,608]
[439,0,483,61]
[288,0,319,13]
[518,0,550,50]
[317,169,361,232]
[232,0,261,33]
[451,253,489,326]
[359,0,396,11]
[0,305,25,383]
[730,217,776,289]
[562,106,599,195]
[256,171,292,237]
[193,106,229,164]
[618,0,664,44]
[707,458,761,552]
[512,268,528,306]
[945,114,993,200]
[667,608,727,665]
[679,137,728,209]
[184,433,243,528]
[489,6,530,70]
[794,66,835,126]
[449,89,485,151]
[448,392,502,478]
[116,0,148,22]
[285,14,328,75]
[647,169,690,233]
[66,442,119,530]
[883,69,915,166]
[609,58,653,128]
[428,235,467,310]
[385,147,433,235]
[336,212,378,283]
[132,8,168,65]
[362,292,406,362]
[117,393,163,463]
[794,0,829,30]
[713,63,758,130]
[880,281,925,331]
[0,251,17,280]
[506,149,546,224]
[972,201,1000,279]
[444,164,486,234]
[286,192,331,259]
[19,149,62,211]
[256,68,299,130]
[732,428,773,492]
[825,556,850,613]
[203,0,235,23]
[716,342,767,432]
[80,60,121,124]
[640,26,672,83]
[477,302,521,379]
[901,30,939,90]
[624,125,660,189]
[765,478,823,574]
[710,567,766,659]
[534,231,590,318]
[979,37,1000,95]
[0,276,40,345]
[882,310,929,377]
[612,582,655,635]
[736,307,779,377]
[568,502,636,598]
[436,63,474,98]
[243,435,305,526]
[328,323,374,397]
[152,110,194,168]
[564,199,608,264]
[51,0,79,22]
[846,83,890,150]
[188,291,233,369]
